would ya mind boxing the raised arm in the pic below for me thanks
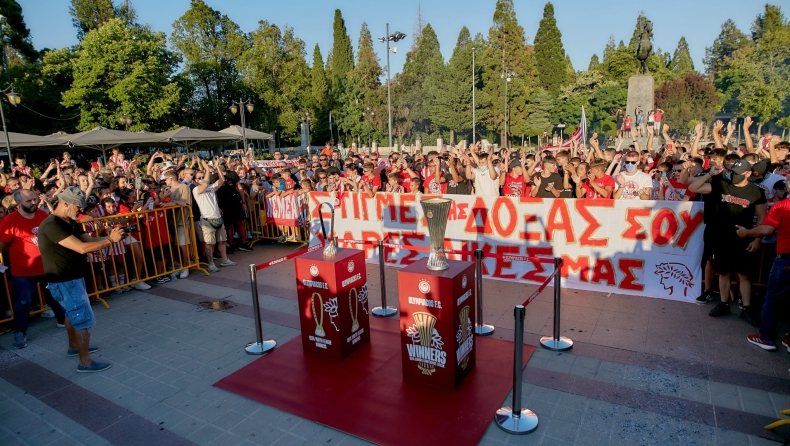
[743,116,754,153]
[662,123,675,149]
[690,122,702,158]
[711,120,724,148]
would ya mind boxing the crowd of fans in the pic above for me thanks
[1,112,789,360]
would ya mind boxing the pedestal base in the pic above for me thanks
[475,324,495,336]
[494,407,539,434]
[371,306,398,317]
[245,340,277,355]
[540,336,573,351]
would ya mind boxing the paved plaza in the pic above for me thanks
[1,243,789,445]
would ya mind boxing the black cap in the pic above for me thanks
[730,159,751,175]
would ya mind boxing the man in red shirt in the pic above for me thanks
[501,159,529,197]
[0,189,65,348]
[359,162,381,197]
[739,177,790,351]
[579,159,615,199]
[423,159,447,194]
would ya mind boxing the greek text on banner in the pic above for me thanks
[307,192,705,302]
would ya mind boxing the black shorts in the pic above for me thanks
[712,237,755,275]
[702,226,715,262]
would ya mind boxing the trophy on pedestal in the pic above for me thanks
[420,198,452,271]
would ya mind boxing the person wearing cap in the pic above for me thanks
[749,159,786,201]
[38,186,126,373]
[737,177,790,351]
[501,158,530,198]
[689,159,767,323]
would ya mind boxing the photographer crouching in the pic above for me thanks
[39,187,126,373]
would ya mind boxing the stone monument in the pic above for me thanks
[626,19,654,124]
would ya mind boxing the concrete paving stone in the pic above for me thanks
[27,428,67,445]
[620,364,651,391]
[186,423,224,445]
[335,436,375,446]
[770,392,790,416]
[272,411,304,433]
[593,368,623,385]
[501,432,543,445]
[241,421,288,444]
[288,420,323,440]
[179,397,214,417]
[167,415,202,438]
[163,390,199,407]
[543,418,579,443]
[573,427,611,446]
[209,410,245,431]
[482,421,512,444]
[135,379,181,401]
[152,406,191,430]
[739,386,773,404]
[713,427,750,446]
[532,386,562,404]
[271,432,309,446]
[749,435,782,446]
[648,370,681,397]
[537,436,572,446]
[47,435,83,446]
[741,399,778,418]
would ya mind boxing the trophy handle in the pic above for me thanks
[318,202,337,257]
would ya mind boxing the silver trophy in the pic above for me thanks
[420,198,452,271]
[318,202,337,257]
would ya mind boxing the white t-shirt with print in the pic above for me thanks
[617,171,653,200]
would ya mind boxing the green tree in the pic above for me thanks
[309,44,330,144]
[590,84,627,136]
[0,0,36,60]
[69,0,136,40]
[395,23,445,140]
[533,2,569,94]
[239,21,310,144]
[480,0,536,146]
[752,4,786,40]
[588,54,600,71]
[669,36,694,75]
[330,9,354,98]
[171,0,248,130]
[431,26,474,142]
[525,88,553,136]
[600,39,633,85]
[338,22,383,145]
[704,19,749,75]
[61,18,182,131]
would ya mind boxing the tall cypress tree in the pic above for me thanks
[588,54,600,71]
[669,36,694,75]
[330,9,354,91]
[703,19,748,75]
[481,0,536,145]
[397,23,445,137]
[432,26,474,142]
[533,2,569,94]
[310,44,330,144]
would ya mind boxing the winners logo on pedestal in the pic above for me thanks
[455,305,473,370]
[406,312,446,375]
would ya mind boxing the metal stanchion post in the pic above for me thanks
[540,258,572,351]
[474,249,494,335]
[245,264,277,355]
[495,304,538,434]
[372,240,397,317]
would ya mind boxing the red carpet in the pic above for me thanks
[214,317,535,446]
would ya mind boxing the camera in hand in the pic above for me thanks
[121,224,138,234]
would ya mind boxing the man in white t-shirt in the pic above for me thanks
[193,159,236,272]
[466,146,500,196]
[614,151,653,200]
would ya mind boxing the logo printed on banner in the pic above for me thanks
[654,263,694,297]
[456,305,474,370]
[309,264,319,277]
[418,279,431,294]
[462,275,468,289]
[347,260,355,273]
[406,312,446,375]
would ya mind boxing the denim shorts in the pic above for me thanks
[47,279,96,330]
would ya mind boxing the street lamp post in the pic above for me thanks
[0,16,20,165]
[230,99,254,153]
[557,123,566,142]
[301,111,312,150]
[119,114,131,131]
[501,68,516,149]
[379,26,406,150]
[362,106,374,150]
[472,47,476,145]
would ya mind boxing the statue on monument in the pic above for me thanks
[635,19,653,75]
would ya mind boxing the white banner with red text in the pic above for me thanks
[265,194,308,227]
[307,192,705,302]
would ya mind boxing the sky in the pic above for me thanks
[18,0,769,76]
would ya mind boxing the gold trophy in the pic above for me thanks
[311,292,325,337]
[413,312,438,375]
[420,198,452,270]
[318,202,337,257]
[349,288,360,332]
